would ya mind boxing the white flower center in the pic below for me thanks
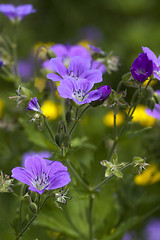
[72,89,86,102]
[32,172,49,190]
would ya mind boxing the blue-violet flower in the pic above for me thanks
[131,53,153,82]
[26,97,42,114]
[47,56,102,84]
[11,155,71,194]
[0,4,36,22]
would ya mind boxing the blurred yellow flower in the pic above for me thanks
[33,42,54,54]
[142,77,157,87]
[0,99,4,118]
[134,164,160,186]
[132,105,155,127]
[34,77,46,92]
[78,40,91,50]
[103,111,125,127]
[41,100,62,120]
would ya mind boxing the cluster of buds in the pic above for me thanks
[0,171,13,193]
[100,153,127,178]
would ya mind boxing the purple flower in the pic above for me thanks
[0,4,36,22]
[26,97,42,114]
[131,53,153,82]
[77,26,104,43]
[146,90,160,119]
[18,57,34,81]
[57,78,102,105]
[47,56,102,84]
[97,85,111,101]
[11,155,71,194]
[143,218,160,240]
[0,60,3,69]
[22,151,53,167]
[122,232,139,240]
[142,46,160,80]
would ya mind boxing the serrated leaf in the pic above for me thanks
[111,152,118,164]
[113,169,123,178]
[105,169,111,177]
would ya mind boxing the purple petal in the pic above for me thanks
[16,4,36,21]
[57,78,76,99]
[146,104,160,119]
[142,46,158,65]
[25,155,47,177]
[48,171,71,190]
[47,73,63,82]
[28,186,46,194]
[26,97,42,113]
[86,89,102,103]
[0,4,16,21]
[50,44,68,58]
[47,161,68,177]
[49,57,67,78]
[11,167,32,185]
[69,45,91,58]
[91,60,106,73]
[83,69,103,83]
[68,56,90,77]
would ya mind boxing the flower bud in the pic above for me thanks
[147,97,156,111]
[62,133,70,147]
[153,92,160,104]
[55,134,63,148]
[65,110,72,126]
[47,49,56,59]
[29,202,37,214]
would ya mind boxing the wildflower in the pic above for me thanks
[132,105,155,127]
[142,46,160,81]
[26,97,43,114]
[146,90,160,119]
[57,78,102,105]
[103,111,125,127]
[122,232,139,240]
[18,57,34,81]
[131,53,153,82]
[134,164,160,186]
[0,60,3,69]
[41,100,62,120]
[11,155,71,194]
[47,56,102,84]
[97,85,111,101]
[0,4,36,22]
[143,218,160,240]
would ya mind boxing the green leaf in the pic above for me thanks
[113,169,123,178]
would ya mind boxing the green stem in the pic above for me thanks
[15,194,51,240]
[69,105,90,135]
[113,113,117,140]
[17,184,24,234]
[44,118,55,144]
[66,159,89,191]
[89,195,94,240]
[12,24,20,86]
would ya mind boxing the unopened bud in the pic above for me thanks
[62,133,70,147]
[29,202,37,214]
[65,111,72,126]
[147,97,156,111]
[55,134,63,148]
[21,87,32,99]
[153,92,160,104]
[47,49,56,59]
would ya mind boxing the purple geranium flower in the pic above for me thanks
[143,218,160,240]
[47,56,102,84]
[18,57,34,81]
[11,155,71,194]
[142,46,160,80]
[146,90,160,119]
[57,78,102,105]
[88,44,104,55]
[0,4,36,22]
[26,97,42,114]
[131,53,153,82]
[97,85,111,101]
[22,151,53,167]
[0,60,3,69]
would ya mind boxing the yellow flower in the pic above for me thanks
[34,77,46,92]
[41,100,62,120]
[78,40,91,50]
[103,111,125,127]
[142,77,157,87]
[33,42,54,54]
[0,99,4,118]
[132,105,155,127]
[134,164,160,186]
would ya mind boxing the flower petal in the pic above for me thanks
[68,56,90,77]
[142,46,158,65]
[83,69,102,83]
[70,45,91,58]
[47,171,71,190]
[11,167,32,185]
[50,44,68,58]
[57,78,76,99]
[85,89,102,103]
[25,155,47,177]
[47,73,63,82]
[47,161,68,177]
[49,57,67,78]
